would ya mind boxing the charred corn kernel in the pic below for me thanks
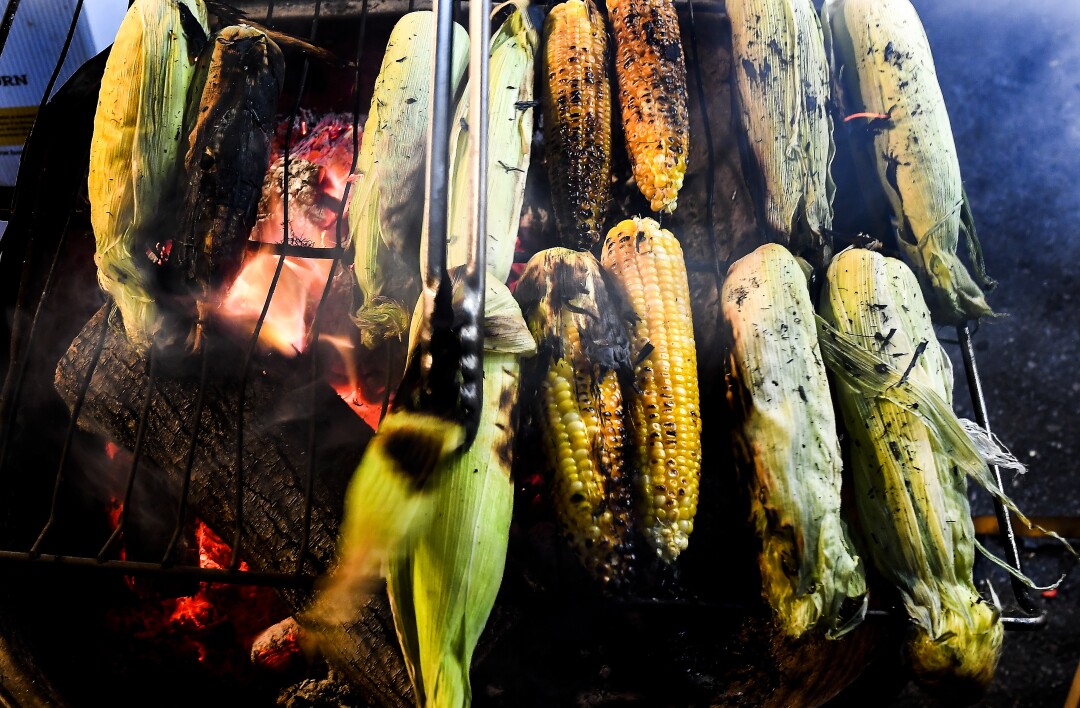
[601,218,699,562]
[823,0,994,323]
[542,0,612,250]
[722,244,866,638]
[515,248,636,588]
[350,12,469,347]
[89,0,209,350]
[819,248,1001,699]
[727,0,833,261]
[444,5,538,284]
[388,277,534,708]
[607,0,689,213]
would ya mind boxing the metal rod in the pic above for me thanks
[458,0,490,442]
[233,0,324,570]
[0,174,84,478]
[957,322,1036,614]
[0,0,22,62]
[29,302,114,556]
[97,347,159,561]
[296,0,370,578]
[0,551,314,589]
[245,241,346,260]
[162,341,211,564]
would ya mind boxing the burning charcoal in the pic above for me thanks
[251,617,304,673]
[160,24,286,352]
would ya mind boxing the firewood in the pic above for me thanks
[53,305,415,707]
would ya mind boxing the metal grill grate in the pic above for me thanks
[0,0,1045,631]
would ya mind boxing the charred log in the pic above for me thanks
[53,305,415,707]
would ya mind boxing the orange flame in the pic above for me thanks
[217,115,357,358]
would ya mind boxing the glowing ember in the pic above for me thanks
[104,502,289,677]
[217,113,358,357]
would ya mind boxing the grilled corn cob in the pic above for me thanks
[542,0,612,250]
[722,243,866,638]
[607,0,689,213]
[388,278,535,708]
[822,0,994,323]
[600,218,699,562]
[819,248,1000,699]
[89,0,209,349]
[349,12,469,347]
[442,4,538,283]
[515,248,636,588]
[166,25,285,350]
[727,0,834,261]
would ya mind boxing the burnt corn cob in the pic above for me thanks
[166,25,285,350]
[515,248,636,589]
[543,0,612,250]
[601,218,700,562]
[607,0,689,213]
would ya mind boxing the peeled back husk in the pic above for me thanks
[818,248,1000,700]
[88,0,209,350]
[822,0,994,323]
[727,0,834,262]
[722,243,866,639]
[349,11,469,347]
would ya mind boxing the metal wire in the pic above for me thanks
[295,0,372,577]
[29,302,114,556]
[97,347,159,561]
[232,0,325,570]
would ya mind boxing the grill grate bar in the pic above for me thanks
[97,348,159,561]
[29,302,114,556]
[295,0,372,577]
[231,0,325,571]
[163,342,212,564]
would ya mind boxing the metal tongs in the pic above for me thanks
[392,0,491,446]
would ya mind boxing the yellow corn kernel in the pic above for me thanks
[516,247,636,588]
[601,217,700,562]
[607,0,689,213]
[542,0,612,250]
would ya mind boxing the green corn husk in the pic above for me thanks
[727,0,834,262]
[302,411,464,633]
[437,2,538,284]
[722,243,866,639]
[89,0,209,350]
[388,278,535,708]
[818,248,999,700]
[349,11,469,348]
[822,0,994,323]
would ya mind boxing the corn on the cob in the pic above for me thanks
[441,4,538,283]
[822,0,994,323]
[388,278,535,708]
[349,12,469,347]
[542,0,612,250]
[166,25,285,351]
[727,0,834,261]
[721,243,866,638]
[302,411,463,633]
[818,248,1000,699]
[88,0,209,350]
[515,248,637,588]
[606,0,689,213]
[600,218,699,562]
